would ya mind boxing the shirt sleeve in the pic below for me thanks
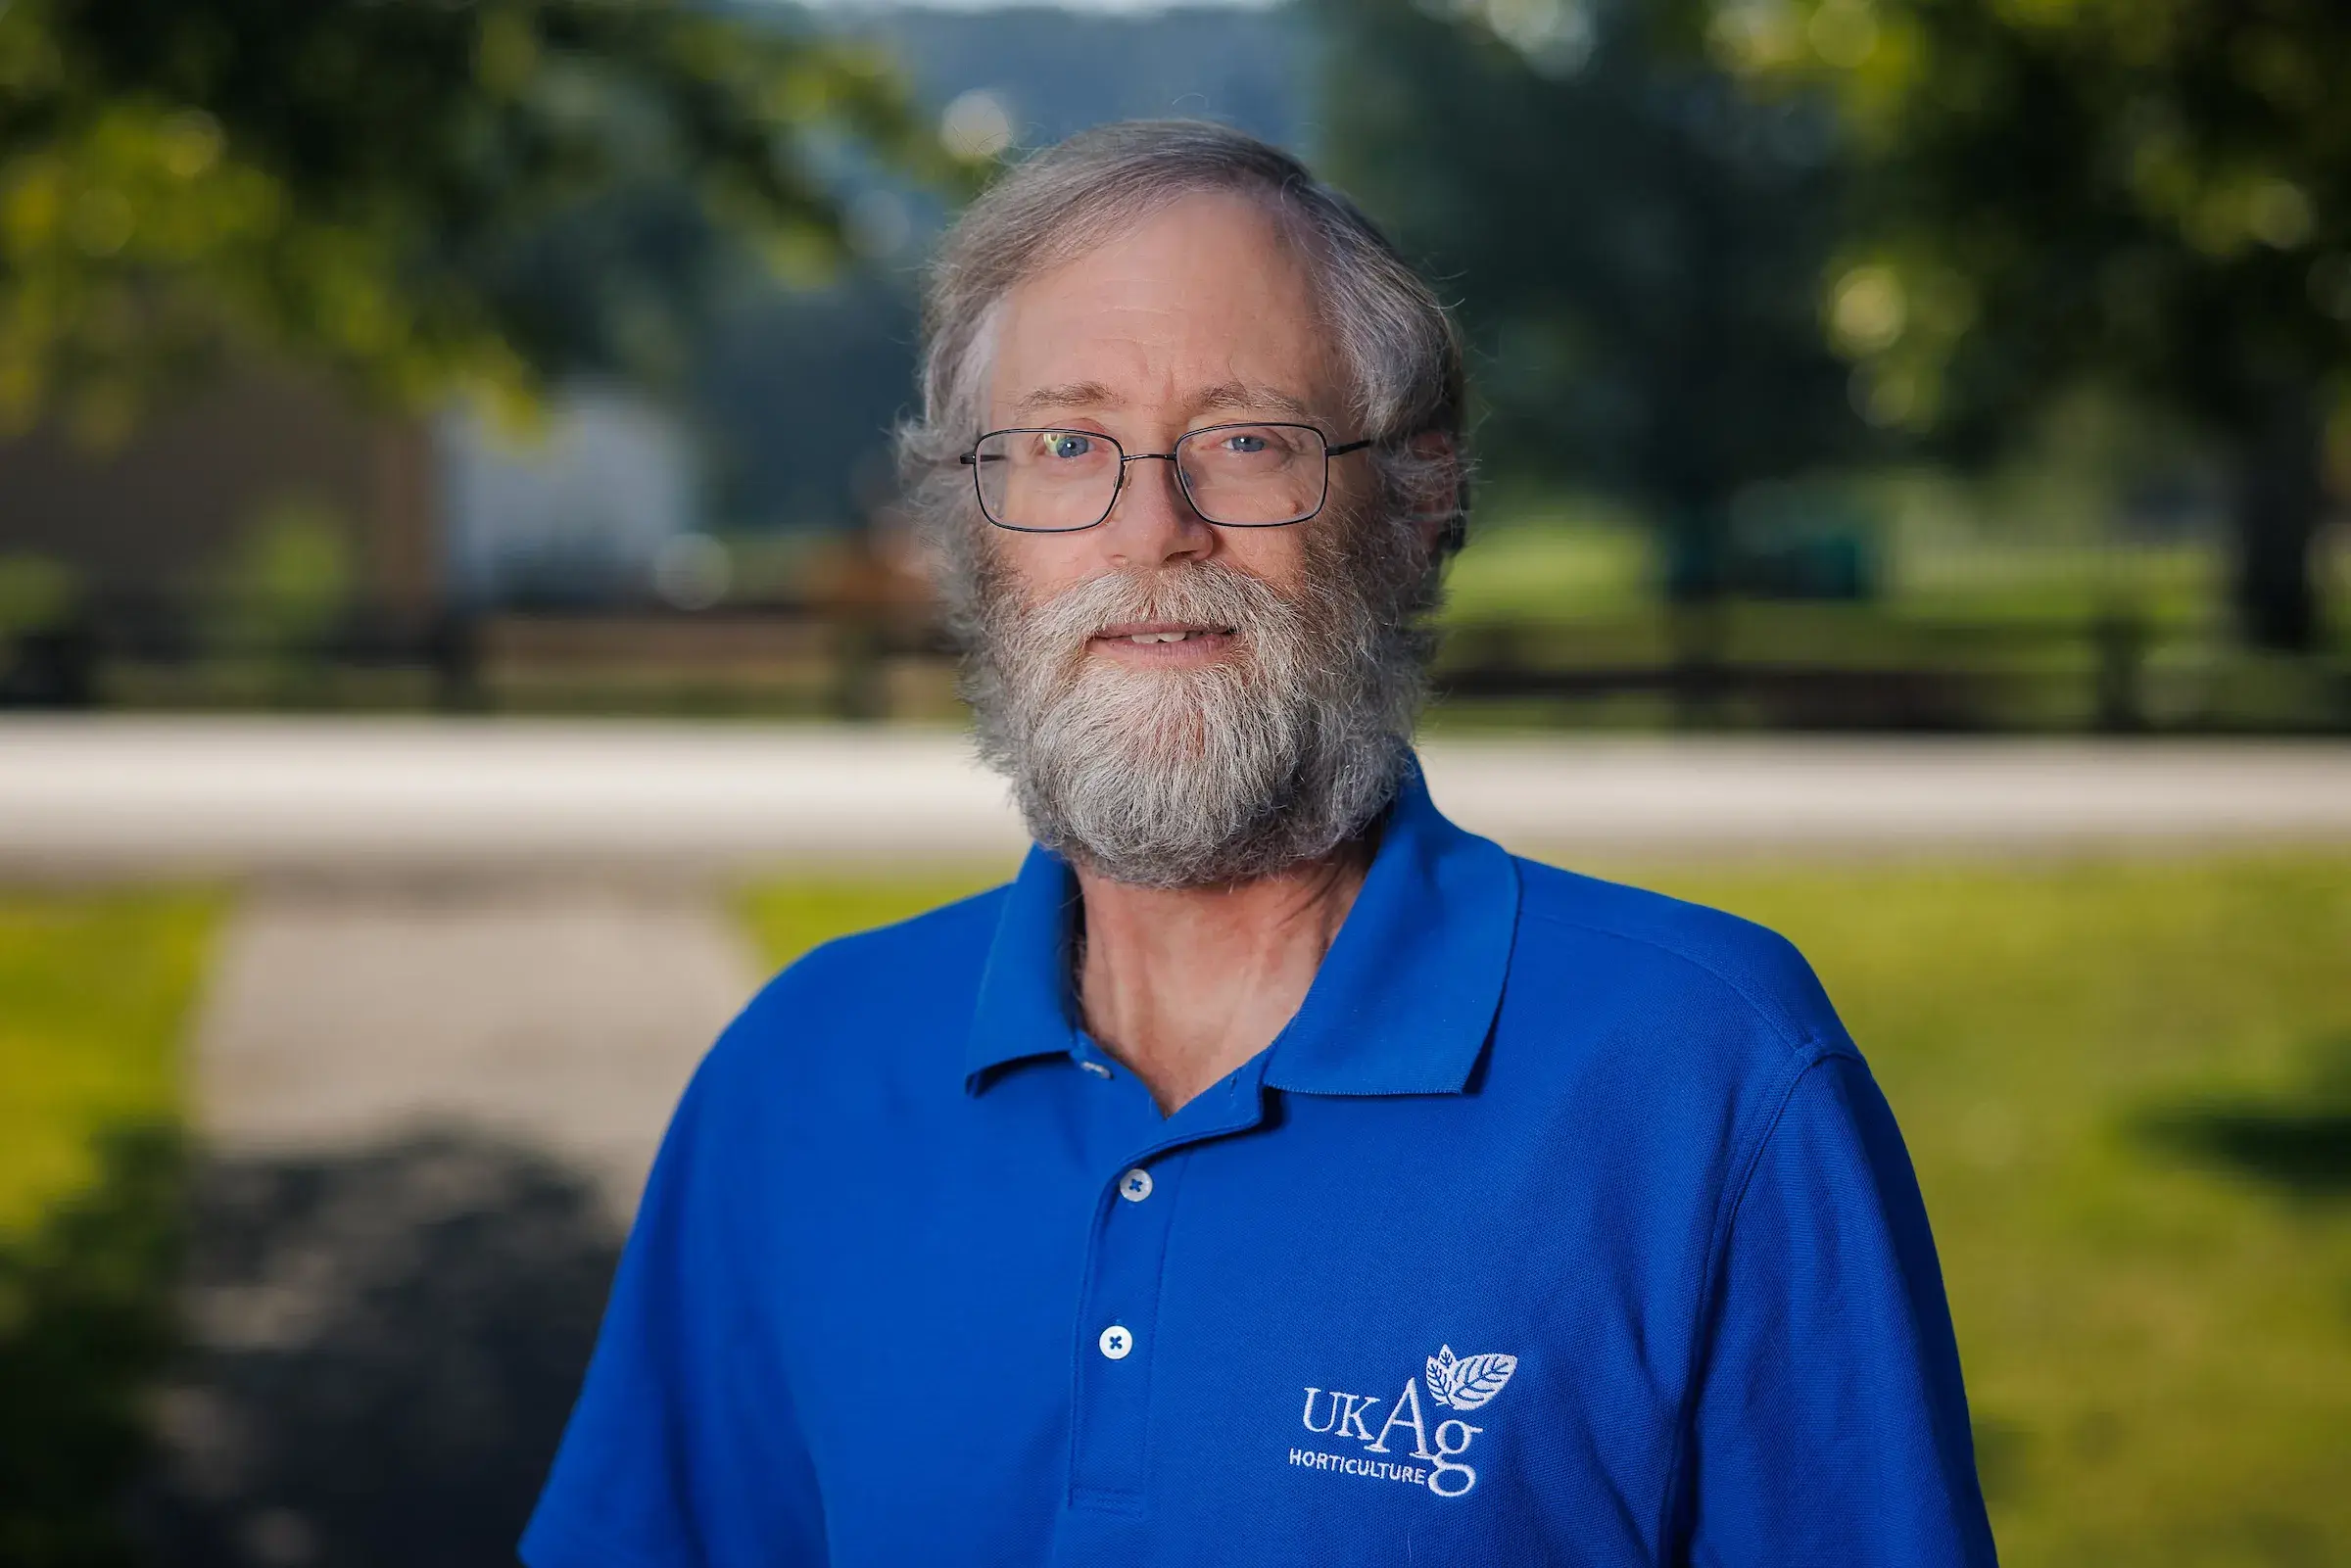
[521,1049,826,1568]
[1680,1049,1997,1567]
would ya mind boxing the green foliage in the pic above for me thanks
[1315,0,1871,594]
[1708,0,2349,435]
[0,550,78,634]
[0,0,966,444]
[200,497,358,704]
[1707,0,2351,646]
[1611,852,2351,1565]
[0,888,216,1565]
[209,496,354,649]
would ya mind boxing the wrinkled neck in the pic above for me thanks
[1073,840,1368,1114]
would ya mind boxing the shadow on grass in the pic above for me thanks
[0,1123,184,1568]
[2139,1035,2351,1200]
[134,1129,621,1568]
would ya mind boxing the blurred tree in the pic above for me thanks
[1707,0,2351,650]
[0,0,968,444]
[1314,0,1871,604]
[209,495,354,703]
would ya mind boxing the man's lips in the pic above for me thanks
[1089,621,1238,647]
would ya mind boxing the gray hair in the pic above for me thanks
[897,119,1469,557]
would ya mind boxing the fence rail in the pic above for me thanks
[3,597,2345,734]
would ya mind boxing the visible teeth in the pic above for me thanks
[1128,631,1191,643]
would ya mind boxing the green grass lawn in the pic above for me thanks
[742,852,2351,1567]
[740,874,1011,974]
[1613,854,2351,1568]
[1432,520,2351,733]
[0,889,218,1236]
[1441,507,2351,641]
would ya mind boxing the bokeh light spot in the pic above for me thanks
[939,89,1014,163]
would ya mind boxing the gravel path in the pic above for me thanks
[189,879,760,1222]
[149,877,765,1561]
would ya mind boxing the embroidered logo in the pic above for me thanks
[1424,1344,1517,1411]
[1291,1344,1519,1497]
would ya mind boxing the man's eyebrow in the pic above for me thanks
[1006,380,1323,424]
[1009,381,1127,419]
[1193,381,1319,421]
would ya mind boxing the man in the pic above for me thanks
[523,121,1996,1567]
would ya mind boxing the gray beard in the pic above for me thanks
[953,516,1433,889]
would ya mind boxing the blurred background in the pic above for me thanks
[1,0,2346,1564]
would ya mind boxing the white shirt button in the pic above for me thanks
[1098,1324,1134,1360]
[1118,1167,1154,1203]
[1079,1060,1112,1078]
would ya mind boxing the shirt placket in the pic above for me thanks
[1056,1045,1269,1558]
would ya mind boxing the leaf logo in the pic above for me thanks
[1424,1345,1458,1402]
[1424,1344,1518,1411]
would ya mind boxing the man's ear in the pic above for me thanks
[1404,431,1464,556]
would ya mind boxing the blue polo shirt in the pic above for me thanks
[523,761,1995,1568]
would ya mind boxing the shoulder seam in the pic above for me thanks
[1516,904,1813,1054]
[1653,1037,1863,1555]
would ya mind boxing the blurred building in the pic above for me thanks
[439,386,699,610]
[0,370,707,621]
[0,362,438,617]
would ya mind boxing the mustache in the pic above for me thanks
[998,560,1302,659]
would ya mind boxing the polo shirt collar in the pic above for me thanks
[963,754,1520,1098]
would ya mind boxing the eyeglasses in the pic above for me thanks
[959,422,1372,534]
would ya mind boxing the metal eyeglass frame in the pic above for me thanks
[958,421,1374,534]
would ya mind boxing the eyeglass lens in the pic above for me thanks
[971,424,1331,532]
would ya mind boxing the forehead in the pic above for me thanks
[987,190,1337,422]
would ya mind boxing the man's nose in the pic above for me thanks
[1097,454,1216,569]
